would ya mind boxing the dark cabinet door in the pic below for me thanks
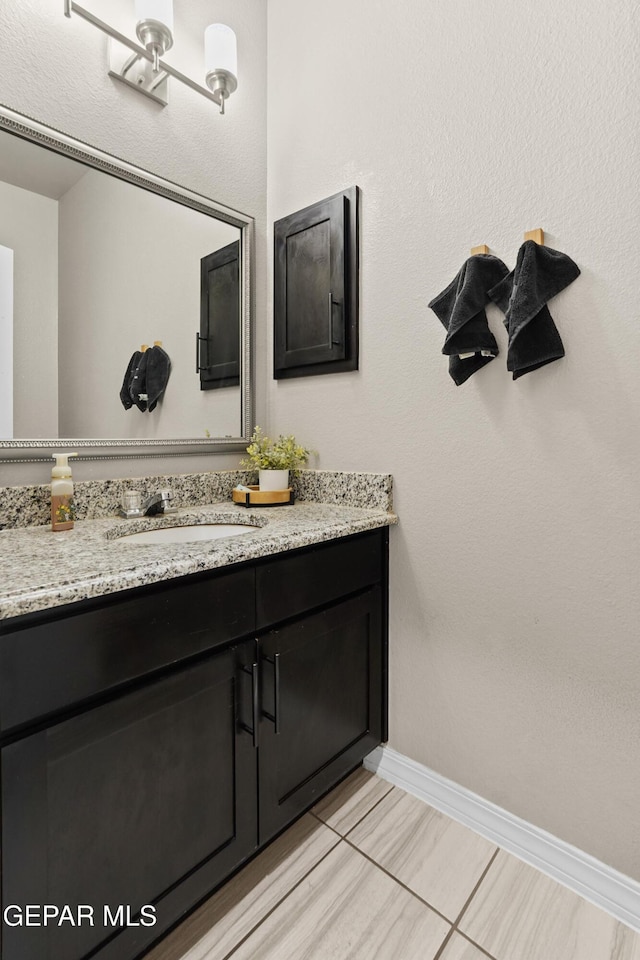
[199,239,240,390]
[274,187,358,379]
[1,642,258,960]
[258,588,382,843]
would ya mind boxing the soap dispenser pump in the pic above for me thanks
[51,452,78,532]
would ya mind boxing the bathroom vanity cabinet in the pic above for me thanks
[0,527,388,960]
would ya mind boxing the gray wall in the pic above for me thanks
[0,180,58,438]
[0,0,267,483]
[265,0,640,879]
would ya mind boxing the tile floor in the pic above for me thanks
[146,768,640,960]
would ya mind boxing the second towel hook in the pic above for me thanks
[524,228,544,245]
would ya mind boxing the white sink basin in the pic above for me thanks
[117,523,258,545]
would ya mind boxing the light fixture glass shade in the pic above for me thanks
[135,0,174,32]
[205,24,237,79]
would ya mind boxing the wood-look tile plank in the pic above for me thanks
[312,767,393,835]
[229,842,451,960]
[614,926,640,960]
[439,932,496,960]
[460,849,640,960]
[348,788,497,920]
[144,814,339,960]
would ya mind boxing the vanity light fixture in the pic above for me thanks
[204,24,238,115]
[134,0,174,74]
[64,1,238,114]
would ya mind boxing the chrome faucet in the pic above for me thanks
[118,488,176,518]
[141,490,176,516]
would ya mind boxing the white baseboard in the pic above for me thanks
[364,745,640,933]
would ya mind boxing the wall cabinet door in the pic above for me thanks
[273,186,358,379]
[199,239,240,390]
[1,642,257,960]
[257,588,382,843]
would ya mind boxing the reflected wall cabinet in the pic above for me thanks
[199,240,240,390]
[274,187,359,379]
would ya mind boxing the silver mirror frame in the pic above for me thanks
[0,104,254,463]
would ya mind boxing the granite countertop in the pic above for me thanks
[0,500,397,621]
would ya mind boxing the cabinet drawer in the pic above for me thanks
[0,566,255,735]
[256,529,383,629]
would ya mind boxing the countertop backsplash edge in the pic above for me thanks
[0,469,393,529]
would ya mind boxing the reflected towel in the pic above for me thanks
[488,240,580,379]
[146,345,171,412]
[129,350,148,412]
[429,254,509,385]
[120,351,141,411]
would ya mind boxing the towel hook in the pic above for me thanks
[140,343,149,352]
[524,228,544,245]
[470,244,489,255]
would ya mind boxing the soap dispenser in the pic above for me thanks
[51,452,78,532]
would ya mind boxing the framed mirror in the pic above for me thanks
[0,104,253,463]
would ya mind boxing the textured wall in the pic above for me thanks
[266,0,640,878]
[0,0,266,483]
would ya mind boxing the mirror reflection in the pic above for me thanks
[0,128,242,442]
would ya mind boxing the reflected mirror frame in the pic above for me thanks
[0,103,254,464]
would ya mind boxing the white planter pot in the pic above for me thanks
[259,469,289,491]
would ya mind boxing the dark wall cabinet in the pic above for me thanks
[0,529,388,960]
[198,240,240,390]
[274,187,359,379]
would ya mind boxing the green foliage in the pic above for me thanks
[240,426,312,471]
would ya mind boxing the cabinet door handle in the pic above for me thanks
[240,661,259,748]
[251,661,259,748]
[262,652,281,735]
[328,292,343,347]
[196,332,213,373]
[273,652,281,735]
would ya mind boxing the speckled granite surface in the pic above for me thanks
[0,469,392,529]
[0,470,258,530]
[291,470,392,511]
[0,501,397,621]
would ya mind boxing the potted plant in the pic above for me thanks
[240,426,312,491]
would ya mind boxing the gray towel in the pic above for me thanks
[488,240,580,379]
[429,254,510,385]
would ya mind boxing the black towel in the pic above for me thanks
[146,345,171,412]
[429,254,510,385]
[488,240,580,379]
[129,350,148,412]
[119,351,140,410]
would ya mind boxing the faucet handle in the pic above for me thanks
[121,489,142,513]
[160,488,177,513]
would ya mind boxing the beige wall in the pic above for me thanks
[0,180,58,438]
[0,0,266,483]
[266,0,640,879]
